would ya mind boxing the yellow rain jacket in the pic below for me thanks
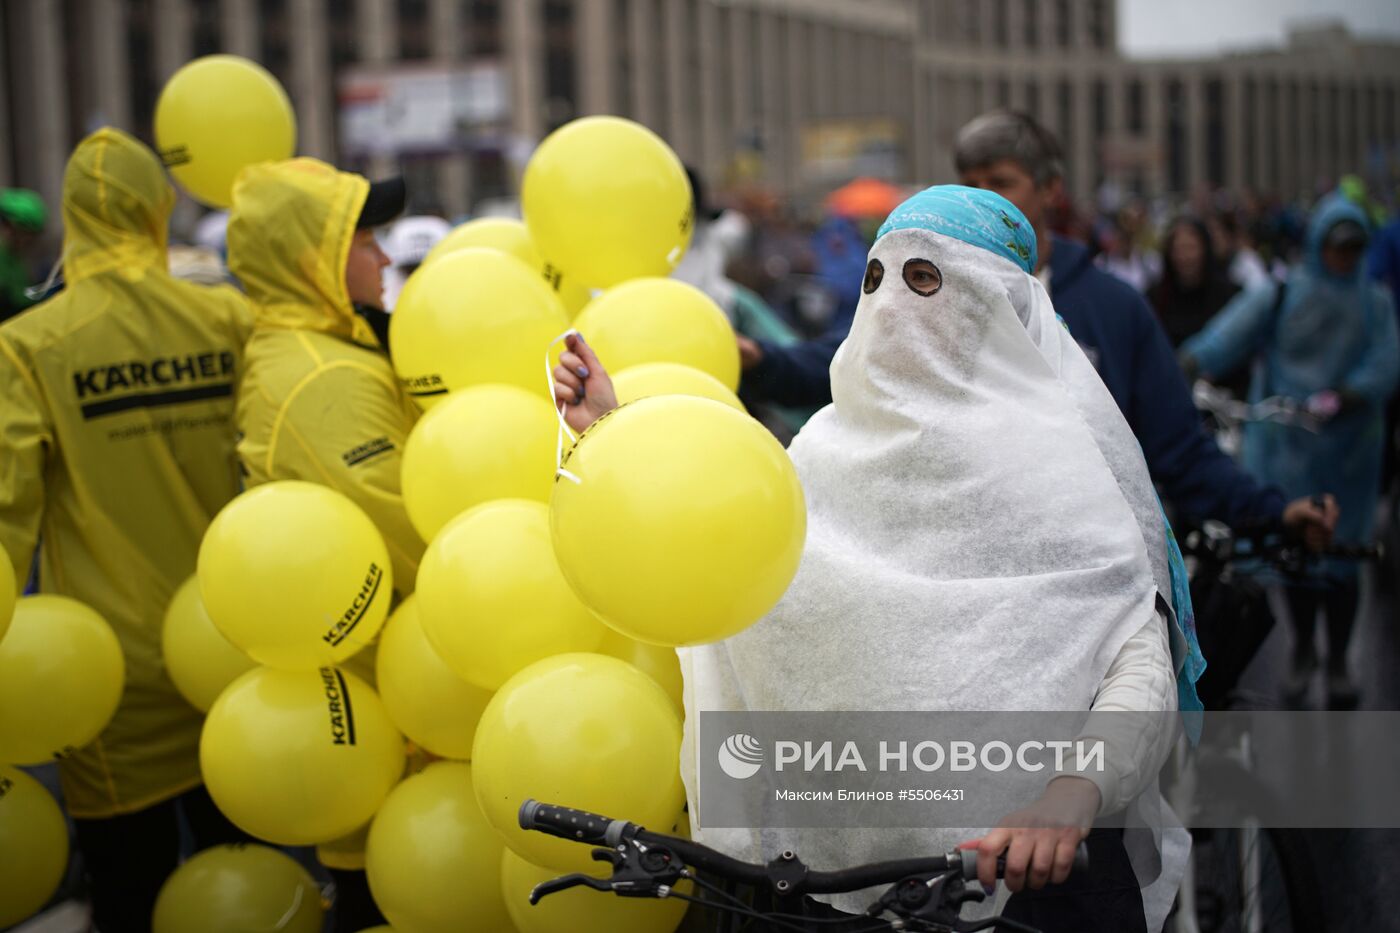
[228,159,422,600]
[0,128,252,818]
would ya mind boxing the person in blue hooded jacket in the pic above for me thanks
[1181,195,1400,707]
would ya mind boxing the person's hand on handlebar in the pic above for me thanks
[962,775,1099,894]
[1281,494,1339,552]
[552,332,619,435]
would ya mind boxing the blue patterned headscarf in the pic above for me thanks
[877,185,1038,273]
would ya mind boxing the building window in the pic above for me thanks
[1126,79,1144,133]
[1023,0,1038,49]
[965,0,981,46]
[127,0,157,139]
[1054,0,1071,49]
[399,0,431,60]
[997,78,1011,108]
[193,0,220,57]
[1165,79,1186,193]
[1057,79,1074,183]
[1087,0,1110,50]
[1025,80,1040,119]
[470,0,501,56]
[1264,79,1278,190]
[1242,78,1256,188]
[328,0,356,70]
[259,0,292,87]
[543,0,576,130]
[993,0,1008,47]
[1205,77,1225,187]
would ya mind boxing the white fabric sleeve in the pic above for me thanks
[1074,606,1179,816]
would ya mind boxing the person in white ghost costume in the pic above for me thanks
[551,185,1204,933]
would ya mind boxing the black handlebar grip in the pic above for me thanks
[518,799,629,848]
[959,841,1090,882]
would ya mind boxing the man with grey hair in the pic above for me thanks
[954,110,1334,542]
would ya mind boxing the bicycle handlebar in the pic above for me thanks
[520,799,1088,890]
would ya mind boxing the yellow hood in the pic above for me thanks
[227,158,378,345]
[61,127,175,285]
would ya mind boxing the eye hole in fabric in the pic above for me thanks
[862,258,884,294]
[902,258,942,297]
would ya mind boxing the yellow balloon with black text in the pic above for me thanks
[611,362,745,413]
[0,546,15,645]
[391,248,569,408]
[0,766,68,928]
[574,279,740,391]
[400,384,558,542]
[375,596,492,760]
[152,843,323,933]
[424,218,592,316]
[501,848,688,933]
[366,762,514,933]
[154,55,296,208]
[162,575,257,712]
[471,653,684,872]
[418,500,607,691]
[0,595,124,764]
[200,666,405,846]
[198,481,392,670]
[551,396,806,646]
[523,117,692,288]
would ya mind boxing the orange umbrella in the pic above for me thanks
[824,178,905,219]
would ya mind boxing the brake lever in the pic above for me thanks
[528,871,612,904]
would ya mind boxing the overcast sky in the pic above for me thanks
[1118,0,1400,58]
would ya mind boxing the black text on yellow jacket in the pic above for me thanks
[0,128,253,818]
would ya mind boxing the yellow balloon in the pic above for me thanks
[501,848,689,933]
[471,653,684,872]
[0,595,125,764]
[154,55,296,208]
[198,481,393,670]
[376,596,492,760]
[574,279,740,391]
[595,627,682,713]
[611,362,745,413]
[162,575,257,712]
[523,117,693,288]
[0,766,68,928]
[418,500,606,690]
[401,384,558,541]
[0,547,15,645]
[424,218,592,316]
[200,666,405,845]
[152,843,323,933]
[366,762,514,933]
[391,248,569,407]
[551,397,805,646]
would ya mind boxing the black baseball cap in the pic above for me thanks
[1323,219,1367,251]
[356,176,407,229]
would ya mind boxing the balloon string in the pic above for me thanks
[545,329,583,485]
[23,248,66,302]
[274,883,303,930]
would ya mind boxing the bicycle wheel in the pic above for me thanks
[1186,825,1323,933]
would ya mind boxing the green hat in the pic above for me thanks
[0,189,47,232]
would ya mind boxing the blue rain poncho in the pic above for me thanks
[1185,195,1400,576]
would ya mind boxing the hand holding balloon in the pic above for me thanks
[552,333,618,435]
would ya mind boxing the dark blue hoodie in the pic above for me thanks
[1048,235,1287,526]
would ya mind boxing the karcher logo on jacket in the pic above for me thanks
[72,351,236,419]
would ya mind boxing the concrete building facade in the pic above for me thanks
[2,0,1398,223]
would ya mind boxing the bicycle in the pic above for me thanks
[1169,522,1379,933]
[517,799,1089,932]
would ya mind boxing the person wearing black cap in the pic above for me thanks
[1182,192,1400,708]
[226,159,419,931]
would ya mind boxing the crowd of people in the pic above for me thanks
[1,104,1397,933]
